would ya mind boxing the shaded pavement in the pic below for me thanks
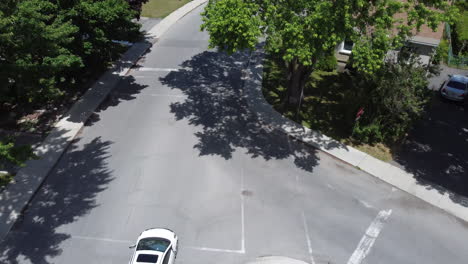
[393,66,468,206]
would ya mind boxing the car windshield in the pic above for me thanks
[447,80,467,91]
[137,238,170,252]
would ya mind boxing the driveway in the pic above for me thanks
[393,66,468,205]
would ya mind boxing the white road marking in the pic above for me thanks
[301,211,316,264]
[110,92,185,98]
[55,233,247,255]
[72,235,133,244]
[347,209,392,264]
[187,246,245,254]
[134,67,180,72]
[69,234,246,255]
[295,174,300,193]
[149,93,186,98]
[358,200,373,209]
[240,167,246,253]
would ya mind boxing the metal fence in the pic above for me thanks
[445,23,468,68]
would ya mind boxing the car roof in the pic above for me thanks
[450,75,468,84]
[132,250,163,264]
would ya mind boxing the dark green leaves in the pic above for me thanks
[0,0,141,106]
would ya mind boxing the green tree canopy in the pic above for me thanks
[0,0,81,104]
[0,0,140,106]
[201,0,456,105]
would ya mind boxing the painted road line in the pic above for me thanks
[9,231,134,245]
[187,246,245,254]
[189,167,248,255]
[109,92,185,98]
[72,234,245,254]
[358,199,374,209]
[149,94,186,98]
[301,211,316,264]
[347,209,392,264]
[72,235,133,244]
[240,166,246,253]
[134,67,181,72]
[73,235,246,255]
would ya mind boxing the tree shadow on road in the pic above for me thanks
[84,75,148,127]
[64,41,153,126]
[160,50,319,172]
[393,96,468,207]
[0,136,113,264]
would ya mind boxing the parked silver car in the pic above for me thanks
[440,75,468,102]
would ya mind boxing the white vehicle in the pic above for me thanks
[129,228,178,264]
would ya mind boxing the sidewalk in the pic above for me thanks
[0,0,208,240]
[243,49,468,223]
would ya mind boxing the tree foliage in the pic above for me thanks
[127,0,150,20]
[0,0,81,104]
[201,0,455,104]
[0,0,141,107]
[452,1,467,55]
[0,139,35,169]
[351,52,437,143]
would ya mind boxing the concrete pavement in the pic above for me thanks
[0,0,208,241]
[243,49,468,223]
[1,4,468,264]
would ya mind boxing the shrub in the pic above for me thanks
[352,121,385,143]
[316,54,338,72]
[351,51,435,144]
[0,140,35,169]
[433,38,449,64]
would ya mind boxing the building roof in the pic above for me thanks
[415,23,444,41]
[393,1,445,46]
[410,35,441,46]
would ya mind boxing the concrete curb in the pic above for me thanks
[243,49,468,223]
[148,0,208,39]
[0,0,208,240]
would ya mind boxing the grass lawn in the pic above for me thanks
[262,56,395,162]
[141,0,192,18]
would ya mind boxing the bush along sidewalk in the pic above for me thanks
[262,51,439,162]
[0,138,36,188]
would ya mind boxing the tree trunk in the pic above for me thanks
[286,58,313,119]
[287,58,302,105]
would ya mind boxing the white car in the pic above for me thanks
[129,228,178,264]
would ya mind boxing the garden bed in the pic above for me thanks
[261,55,431,162]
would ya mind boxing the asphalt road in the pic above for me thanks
[2,5,468,264]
